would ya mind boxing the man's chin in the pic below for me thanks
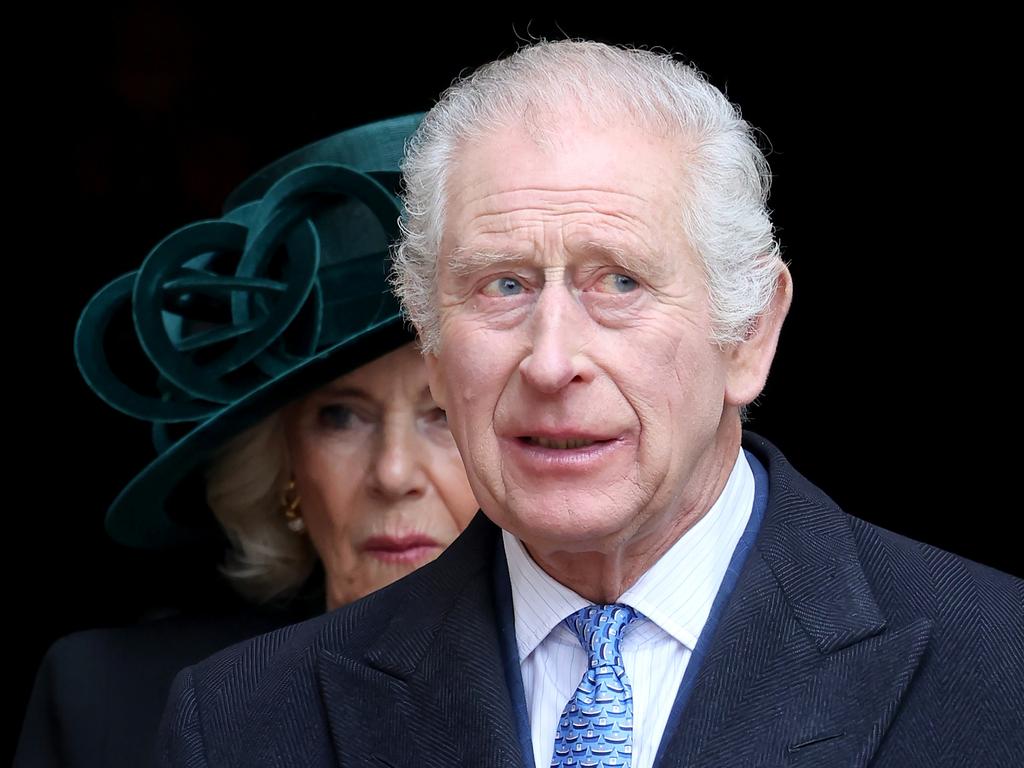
[493,497,642,551]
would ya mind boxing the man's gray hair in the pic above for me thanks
[393,39,784,353]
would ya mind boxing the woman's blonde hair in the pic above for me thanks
[204,413,317,603]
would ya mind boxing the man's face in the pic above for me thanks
[427,116,753,558]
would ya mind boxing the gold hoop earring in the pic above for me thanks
[280,478,305,533]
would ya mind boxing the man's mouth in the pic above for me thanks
[505,432,627,474]
[519,436,611,449]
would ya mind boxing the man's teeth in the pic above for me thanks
[529,437,596,449]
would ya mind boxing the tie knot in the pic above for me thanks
[565,604,640,666]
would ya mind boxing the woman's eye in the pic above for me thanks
[595,273,639,294]
[318,404,357,430]
[481,276,525,297]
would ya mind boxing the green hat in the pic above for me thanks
[75,114,422,549]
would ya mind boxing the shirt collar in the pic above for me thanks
[502,448,755,661]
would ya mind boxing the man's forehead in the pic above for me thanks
[445,127,687,229]
[471,99,680,149]
[447,113,687,194]
[443,135,687,252]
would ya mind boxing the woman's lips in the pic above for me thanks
[361,535,443,564]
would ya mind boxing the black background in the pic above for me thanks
[11,6,1019,758]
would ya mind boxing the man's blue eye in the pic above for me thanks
[598,273,639,293]
[483,277,525,297]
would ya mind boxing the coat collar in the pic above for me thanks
[315,512,526,768]
[312,433,931,768]
[654,433,931,767]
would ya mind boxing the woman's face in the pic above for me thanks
[284,343,478,609]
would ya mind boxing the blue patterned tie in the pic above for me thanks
[550,604,641,768]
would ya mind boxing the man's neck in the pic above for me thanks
[522,427,742,602]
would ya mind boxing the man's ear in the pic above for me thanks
[724,265,793,407]
[423,350,448,410]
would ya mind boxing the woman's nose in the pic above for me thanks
[368,420,428,500]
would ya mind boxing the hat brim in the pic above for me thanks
[105,313,414,548]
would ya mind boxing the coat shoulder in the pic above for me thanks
[848,513,1024,645]
[180,512,497,710]
[848,517,1024,764]
[745,431,1024,764]
[175,553,447,724]
[17,610,292,768]
[745,430,1023,632]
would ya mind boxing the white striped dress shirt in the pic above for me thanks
[502,449,755,768]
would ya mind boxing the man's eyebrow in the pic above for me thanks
[444,242,675,283]
[573,240,673,283]
[445,247,526,277]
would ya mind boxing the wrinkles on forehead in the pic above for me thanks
[445,238,676,286]
[443,196,680,281]
[438,116,699,298]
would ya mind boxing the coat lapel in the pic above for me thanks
[656,436,932,768]
[315,513,526,768]
[311,436,932,768]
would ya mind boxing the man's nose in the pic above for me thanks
[368,420,428,500]
[518,284,592,394]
